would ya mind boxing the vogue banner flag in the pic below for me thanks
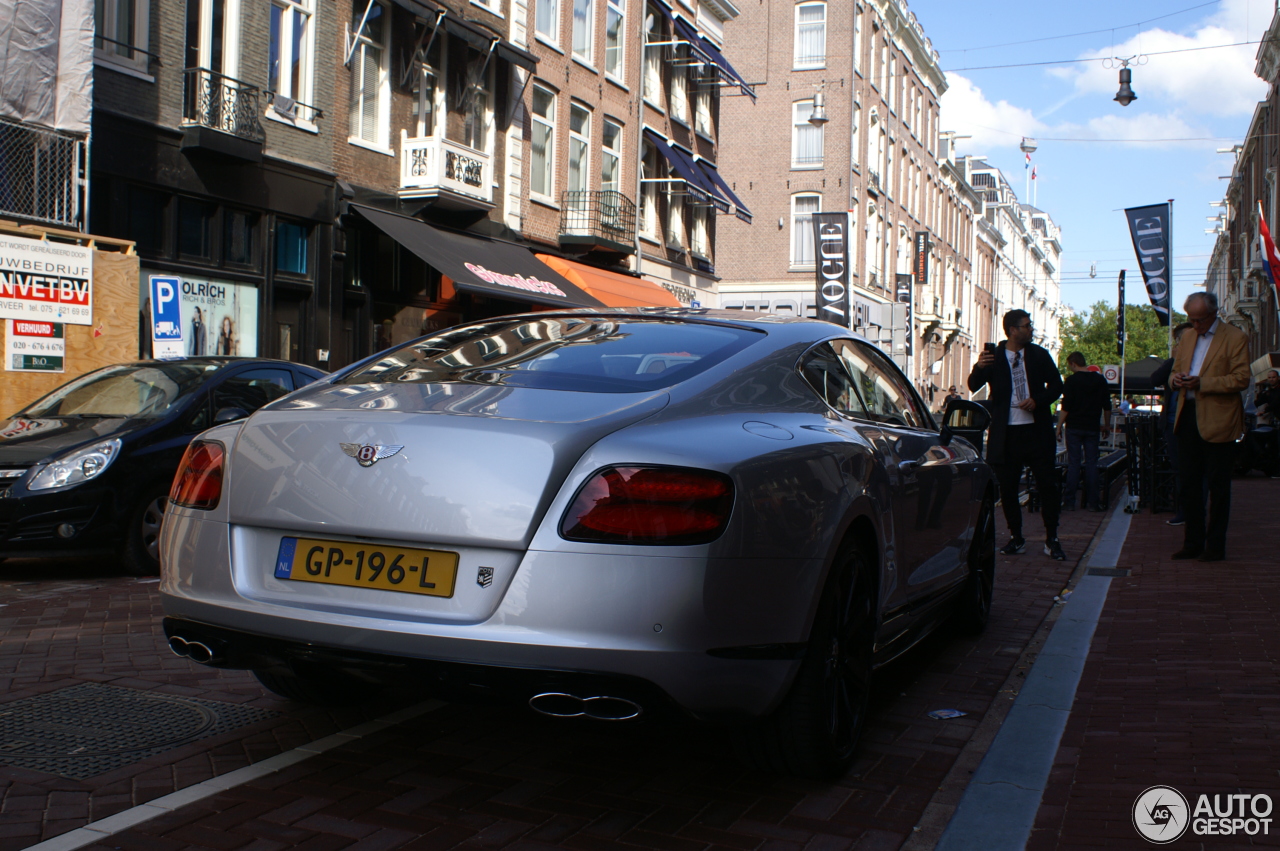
[813,212,851,327]
[1123,203,1172,326]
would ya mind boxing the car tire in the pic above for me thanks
[954,497,996,635]
[253,669,378,706]
[736,543,875,779]
[122,485,169,576]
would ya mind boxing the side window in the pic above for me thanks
[186,394,211,433]
[213,369,295,413]
[799,343,866,418]
[833,340,928,429]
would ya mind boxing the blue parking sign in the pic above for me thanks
[149,275,184,358]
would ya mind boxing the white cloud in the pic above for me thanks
[939,73,1044,149]
[1056,112,1211,148]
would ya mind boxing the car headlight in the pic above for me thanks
[28,439,123,491]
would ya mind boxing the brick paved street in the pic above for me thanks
[1031,475,1280,850]
[0,501,1111,851]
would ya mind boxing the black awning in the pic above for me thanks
[386,0,538,71]
[353,205,603,308]
[643,130,729,213]
[669,15,755,100]
[694,158,752,223]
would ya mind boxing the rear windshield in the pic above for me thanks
[339,317,763,393]
[23,362,219,418]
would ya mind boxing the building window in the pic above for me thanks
[691,206,709,258]
[95,0,150,71]
[792,100,823,168]
[410,58,438,137]
[604,0,624,78]
[572,0,592,62]
[531,84,556,199]
[791,193,821,267]
[224,209,259,267]
[269,0,313,110]
[640,141,658,238]
[694,82,712,136]
[644,9,663,105]
[348,1,388,146]
[602,118,622,193]
[276,220,310,276]
[668,193,685,248]
[850,104,860,166]
[852,4,862,74]
[568,103,590,193]
[535,0,558,44]
[129,187,167,256]
[670,62,688,123]
[794,2,825,69]
[449,47,492,152]
[178,198,216,260]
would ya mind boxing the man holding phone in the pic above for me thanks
[969,309,1066,560]
[1169,292,1250,561]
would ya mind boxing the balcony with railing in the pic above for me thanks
[558,190,636,256]
[0,117,85,229]
[399,131,494,208]
[182,69,266,160]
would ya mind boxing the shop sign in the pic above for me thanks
[0,234,93,326]
[5,319,65,372]
[140,271,260,357]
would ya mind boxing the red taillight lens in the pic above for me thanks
[170,440,225,510]
[561,466,734,544]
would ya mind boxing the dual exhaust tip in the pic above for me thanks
[168,635,221,665]
[528,691,643,721]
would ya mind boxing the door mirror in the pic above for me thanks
[213,406,250,425]
[940,399,992,449]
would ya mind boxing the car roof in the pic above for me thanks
[123,357,321,372]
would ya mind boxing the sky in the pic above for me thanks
[923,0,1274,315]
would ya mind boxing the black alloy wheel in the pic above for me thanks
[954,497,996,635]
[123,485,170,576]
[736,543,876,779]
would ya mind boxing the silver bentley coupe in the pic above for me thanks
[160,309,996,777]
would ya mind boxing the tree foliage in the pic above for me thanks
[1057,302,1186,374]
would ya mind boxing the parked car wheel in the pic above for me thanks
[737,542,875,779]
[954,497,996,636]
[122,485,169,576]
[253,668,379,706]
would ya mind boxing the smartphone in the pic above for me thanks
[983,343,997,354]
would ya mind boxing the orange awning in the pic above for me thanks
[535,255,683,308]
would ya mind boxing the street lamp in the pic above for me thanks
[808,88,829,126]
[1114,62,1137,106]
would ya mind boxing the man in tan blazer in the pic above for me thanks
[1170,292,1251,561]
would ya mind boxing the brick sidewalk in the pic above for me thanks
[1031,475,1280,849]
[0,501,1110,851]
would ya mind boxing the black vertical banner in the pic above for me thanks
[896,273,913,357]
[1117,270,1126,358]
[813,212,851,327]
[1123,203,1172,326]
[914,231,930,287]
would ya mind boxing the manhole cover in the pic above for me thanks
[0,682,277,778]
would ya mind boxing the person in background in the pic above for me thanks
[968,309,1066,560]
[1120,395,1133,415]
[1256,369,1280,422]
[944,386,964,406]
[1152,323,1194,526]
[1169,292,1251,562]
[1057,352,1111,512]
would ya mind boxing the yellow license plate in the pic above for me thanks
[274,537,458,597]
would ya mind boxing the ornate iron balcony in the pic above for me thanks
[183,69,266,143]
[559,190,637,255]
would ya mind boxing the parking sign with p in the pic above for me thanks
[149,275,184,359]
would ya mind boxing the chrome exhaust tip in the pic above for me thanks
[528,692,642,721]
[167,635,220,665]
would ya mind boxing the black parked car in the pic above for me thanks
[0,358,326,574]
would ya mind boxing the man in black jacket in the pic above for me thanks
[968,309,1066,560]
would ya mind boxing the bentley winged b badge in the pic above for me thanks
[340,443,404,467]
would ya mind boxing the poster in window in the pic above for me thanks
[139,270,259,357]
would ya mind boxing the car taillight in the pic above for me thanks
[170,440,225,510]
[561,466,734,545]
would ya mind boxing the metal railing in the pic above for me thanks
[558,190,636,248]
[0,117,85,228]
[183,68,265,142]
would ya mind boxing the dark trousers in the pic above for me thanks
[1175,399,1237,553]
[993,424,1061,542]
[1063,427,1100,509]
